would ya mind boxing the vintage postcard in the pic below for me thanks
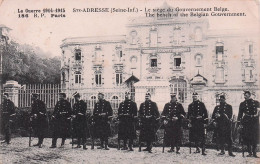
[0,0,259,163]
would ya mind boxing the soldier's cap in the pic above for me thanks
[98,92,104,96]
[31,93,40,98]
[170,93,177,98]
[243,90,251,95]
[3,92,8,97]
[192,92,198,96]
[219,95,226,99]
[59,92,66,97]
[145,92,151,97]
[125,91,130,95]
[72,92,80,98]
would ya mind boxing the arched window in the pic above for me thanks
[89,96,97,110]
[194,27,202,42]
[195,54,203,66]
[130,56,137,68]
[111,95,119,110]
[130,30,137,44]
[149,29,157,47]
[169,78,187,103]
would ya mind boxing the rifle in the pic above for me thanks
[29,127,33,147]
[70,116,74,149]
[28,117,33,147]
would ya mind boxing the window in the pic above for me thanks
[130,31,137,44]
[150,59,157,67]
[89,96,97,110]
[75,72,81,84]
[216,46,224,54]
[216,46,224,61]
[111,96,119,109]
[249,44,253,55]
[116,73,123,85]
[174,58,181,67]
[75,49,81,61]
[117,50,123,61]
[130,56,137,68]
[245,68,254,82]
[194,27,202,42]
[170,79,187,103]
[95,73,102,86]
[195,54,202,66]
[62,72,65,84]
[95,51,102,62]
[215,67,224,83]
[150,30,157,47]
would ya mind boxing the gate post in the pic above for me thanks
[3,80,21,107]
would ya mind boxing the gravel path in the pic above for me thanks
[0,137,259,164]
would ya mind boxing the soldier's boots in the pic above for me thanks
[38,144,43,148]
[50,145,57,148]
[194,147,200,153]
[253,152,259,158]
[121,145,128,150]
[228,150,235,157]
[202,148,207,156]
[76,145,82,148]
[129,145,134,151]
[104,145,109,150]
[33,143,40,147]
[83,144,88,150]
[176,147,180,154]
[168,148,174,153]
[218,151,225,155]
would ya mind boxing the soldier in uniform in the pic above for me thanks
[72,92,88,150]
[187,92,208,155]
[238,90,259,158]
[211,94,235,156]
[161,93,186,154]
[117,91,138,151]
[30,93,48,148]
[50,92,72,148]
[1,93,15,144]
[92,92,113,150]
[139,92,160,153]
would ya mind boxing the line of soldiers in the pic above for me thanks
[0,90,259,158]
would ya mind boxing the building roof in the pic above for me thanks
[61,35,126,47]
[125,74,140,84]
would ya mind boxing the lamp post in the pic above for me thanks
[0,25,11,104]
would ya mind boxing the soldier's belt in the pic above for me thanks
[244,113,258,118]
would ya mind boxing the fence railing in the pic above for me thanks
[18,84,61,109]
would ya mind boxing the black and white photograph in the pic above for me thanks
[0,0,259,163]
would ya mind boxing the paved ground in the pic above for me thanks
[0,137,259,164]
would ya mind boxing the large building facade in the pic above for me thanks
[60,9,259,114]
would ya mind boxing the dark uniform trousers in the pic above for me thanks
[139,100,160,151]
[212,103,233,153]
[118,99,137,147]
[92,99,113,146]
[73,100,88,147]
[187,100,208,152]
[31,99,48,145]
[238,99,260,155]
[161,102,186,150]
[1,99,15,143]
[51,99,72,146]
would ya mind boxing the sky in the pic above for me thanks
[0,0,259,58]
